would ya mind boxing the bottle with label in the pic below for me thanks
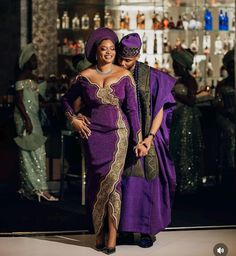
[224,12,229,31]
[153,33,157,54]
[204,9,213,31]
[154,57,159,69]
[142,33,147,53]
[152,11,158,30]
[136,10,141,29]
[124,12,130,30]
[162,12,169,29]
[176,15,184,30]
[93,13,101,29]
[214,35,223,55]
[188,12,197,30]
[206,57,213,77]
[120,10,126,29]
[81,14,89,30]
[182,13,189,30]
[190,36,199,53]
[72,14,80,30]
[144,57,148,65]
[57,16,60,29]
[168,16,175,29]
[203,32,211,55]
[219,10,225,30]
[140,12,145,29]
[104,11,113,29]
[62,11,69,29]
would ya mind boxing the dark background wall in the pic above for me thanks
[0,0,21,95]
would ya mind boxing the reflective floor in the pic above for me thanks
[1,228,236,256]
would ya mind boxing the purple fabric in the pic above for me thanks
[118,33,142,57]
[85,27,118,63]
[62,75,141,233]
[119,66,176,235]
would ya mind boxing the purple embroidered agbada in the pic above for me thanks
[61,74,141,234]
[119,63,176,235]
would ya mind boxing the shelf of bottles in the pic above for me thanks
[105,0,235,88]
[57,8,103,57]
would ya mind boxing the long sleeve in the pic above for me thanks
[122,75,142,146]
[61,78,82,115]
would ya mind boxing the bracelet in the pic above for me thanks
[148,132,155,138]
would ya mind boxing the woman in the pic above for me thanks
[62,27,146,254]
[14,43,58,202]
[170,47,204,193]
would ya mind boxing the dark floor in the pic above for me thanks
[0,181,236,233]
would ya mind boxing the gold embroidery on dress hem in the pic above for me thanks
[92,110,128,234]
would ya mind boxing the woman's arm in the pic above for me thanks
[15,89,33,134]
[61,80,91,139]
[123,75,147,156]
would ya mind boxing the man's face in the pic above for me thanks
[117,55,139,70]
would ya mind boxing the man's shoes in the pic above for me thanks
[138,234,154,248]
[102,247,116,255]
[117,232,135,245]
[95,243,105,251]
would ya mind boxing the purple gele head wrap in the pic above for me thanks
[85,27,118,64]
[118,33,142,58]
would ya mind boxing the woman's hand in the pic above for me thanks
[134,143,148,157]
[140,135,153,151]
[25,118,33,134]
[71,116,91,139]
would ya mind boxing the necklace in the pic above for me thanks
[95,65,113,75]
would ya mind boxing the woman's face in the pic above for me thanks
[96,39,116,64]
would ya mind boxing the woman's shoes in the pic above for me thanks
[95,243,105,251]
[36,192,59,202]
[102,247,116,255]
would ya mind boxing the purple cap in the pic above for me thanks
[85,27,118,64]
[118,33,142,57]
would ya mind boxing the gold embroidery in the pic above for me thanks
[92,110,128,234]
[97,87,119,106]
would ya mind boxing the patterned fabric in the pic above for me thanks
[61,74,141,234]
[14,79,48,199]
[119,62,176,235]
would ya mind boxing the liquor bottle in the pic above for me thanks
[204,9,213,31]
[144,57,148,65]
[176,15,184,30]
[206,57,213,77]
[120,10,126,29]
[136,10,141,29]
[62,11,69,29]
[188,12,197,30]
[72,14,80,30]
[190,37,199,53]
[154,57,159,69]
[153,33,157,54]
[203,32,211,55]
[175,37,181,49]
[219,10,224,30]
[93,13,101,29]
[196,15,202,30]
[81,14,89,30]
[104,11,113,29]
[168,16,175,29]
[152,11,158,30]
[230,12,235,31]
[124,12,130,30]
[182,13,189,30]
[224,12,229,31]
[142,33,147,53]
[210,80,216,98]
[140,12,145,29]
[57,16,60,29]
[214,35,223,55]
[162,12,169,29]
[163,36,171,53]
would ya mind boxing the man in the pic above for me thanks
[117,33,176,248]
